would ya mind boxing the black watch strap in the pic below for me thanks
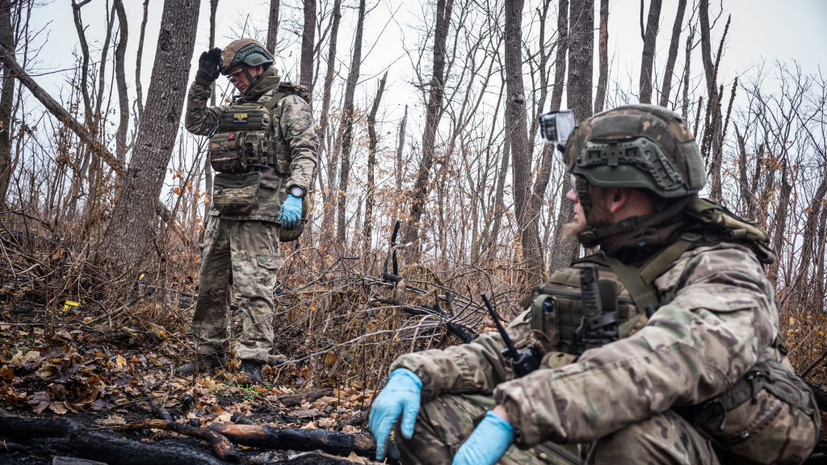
[288,186,305,198]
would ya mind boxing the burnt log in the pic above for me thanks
[278,388,334,408]
[209,423,398,463]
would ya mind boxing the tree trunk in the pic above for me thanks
[318,0,342,244]
[698,0,724,202]
[659,0,686,107]
[638,0,661,104]
[203,0,219,222]
[266,0,280,54]
[504,0,543,282]
[98,0,200,274]
[363,71,387,253]
[0,0,15,205]
[134,0,149,122]
[300,0,316,91]
[769,160,791,285]
[334,0,366,245]
[549,0,593,273]
[594,0,608,113]
[401,0,453,261]
[550,0,568,111]
[113,0,129,162]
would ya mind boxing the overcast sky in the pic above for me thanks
[23,0,827,134]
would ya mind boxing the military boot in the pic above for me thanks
[175,354,227,376]
[239,360,263,384]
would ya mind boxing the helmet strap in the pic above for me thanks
[577,215,650,248]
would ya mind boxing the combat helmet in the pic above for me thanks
[220,38,273,74]
[562,104,706,245]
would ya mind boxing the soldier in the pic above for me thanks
[176,39,318,383]
[369,105,820,464]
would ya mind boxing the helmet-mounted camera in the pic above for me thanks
[539,109,576,149]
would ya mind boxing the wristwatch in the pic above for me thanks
[288,186,305,198]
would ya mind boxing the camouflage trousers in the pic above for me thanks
[395,393,720,465]
[192,216,283,363]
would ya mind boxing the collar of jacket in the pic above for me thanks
[241,66,281,101]
[597,195,695,265]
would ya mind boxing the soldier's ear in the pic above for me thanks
[608,188,630,214]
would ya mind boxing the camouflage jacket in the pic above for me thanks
[185,67,318,222]
[391,241,788,447]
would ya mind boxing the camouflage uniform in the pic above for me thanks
[185,66,318,363]
[385,105,818,464]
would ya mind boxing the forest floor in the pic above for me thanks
[0,299,384,465]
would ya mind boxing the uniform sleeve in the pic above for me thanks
[493,245,777,447]
[390,309,537,401]
[184,81,224,136]
[278,95,319,191]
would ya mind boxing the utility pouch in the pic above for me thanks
[212,172,261,215]
[209,131,271,173]
[678,360,820,465]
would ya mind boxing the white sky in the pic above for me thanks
[19,0,827,160]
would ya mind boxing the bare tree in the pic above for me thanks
[505,0,543,280]
[638,0,661,104]
[113,0,129,162]
[659,0,687,107]
[266,0,280,54]
[0,0,15,205]
[134,0,149,122]
[300,0,315,91]
[318,0,342,243]
[549,0,593,273]
[334,0,366,244]
[98,0,201,275]
[363,71,387,253]
[550,0,568,111]
[594,0,608,113]
[401,0,454,260]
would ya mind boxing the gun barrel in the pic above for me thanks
[480,293,520,360]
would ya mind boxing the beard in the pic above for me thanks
[562,198,613,240]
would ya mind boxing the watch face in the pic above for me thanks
[289,187,304,198]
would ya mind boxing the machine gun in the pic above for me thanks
[480,293,540,378]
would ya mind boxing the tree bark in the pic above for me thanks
[504,0,543,281]
[0,0,15,205]
[550,0,568,112]
[300,0,316,91]
[549,0,593,273]
[334,0,366,245]
[638,0,661,104]
[401,0,453,260]
[363,71,387,252]
[267,0,280,54]
[97,0,200,274]
[594,0,608,113]
[113,0,129,163]
[134,0,149,122]
[659,0,686,107]
[318,0,342,244]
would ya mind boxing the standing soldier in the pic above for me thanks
[177,39,318,383]
[369,105,820,464]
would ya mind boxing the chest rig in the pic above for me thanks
[208,83,308,175]
[522,198,819,464]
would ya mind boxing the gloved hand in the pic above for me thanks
[452,410,515,465]
[195,47,222,86]
[277,194,303,229]
[369,368,422,461]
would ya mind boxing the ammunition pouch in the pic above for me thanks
[212,171,262,215]
[676,359,820,464]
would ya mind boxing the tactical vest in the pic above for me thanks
[521,197,820,464]
[208,83,311,242]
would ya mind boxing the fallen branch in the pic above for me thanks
[122,419,239,463]
[208,423,398,463]
[278,388,334,408]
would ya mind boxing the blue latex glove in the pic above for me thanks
[452,411,515,465]
[369,368,422,461]
[277,194,302,229]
